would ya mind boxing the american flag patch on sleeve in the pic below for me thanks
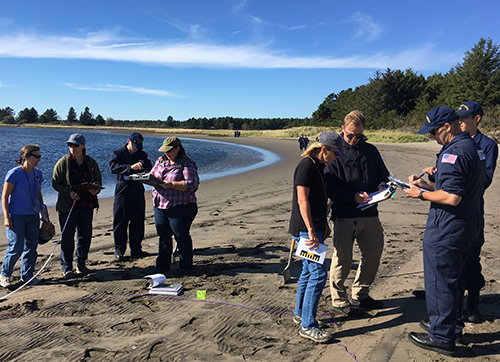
[442,154,457,164]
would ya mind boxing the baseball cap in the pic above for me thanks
[417,106,459,135]
[158,136,182,152]
[65,133,86,145]
[318,131,346,156]
[129,132,144,150]
[457,101,484,119]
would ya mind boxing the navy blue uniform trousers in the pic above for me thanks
[113,182,146,256]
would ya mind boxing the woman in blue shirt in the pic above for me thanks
[1,144,45,288]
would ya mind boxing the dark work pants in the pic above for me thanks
[59,207,93,272]
[154,203,198,272]
[113,184,146,256]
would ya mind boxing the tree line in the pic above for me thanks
[1,38,499,132]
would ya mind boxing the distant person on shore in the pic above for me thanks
[404,106,485,356]
[1,145,45,288]
[324,110,389,317]
[289,131,342,343]
[150,137,199,275]
[109,132,153,261]
[52,133,102,279]
[304,135,309,149]
[298,135,305,151]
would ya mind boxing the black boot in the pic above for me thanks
[464,290,482,323]
[75,260,92,276]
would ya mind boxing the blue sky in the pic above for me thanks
[0,0,499,122]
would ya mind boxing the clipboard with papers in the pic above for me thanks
[356,186,396,211]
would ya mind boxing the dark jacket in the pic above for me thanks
[52,154,102,212]
[324,134,389,219]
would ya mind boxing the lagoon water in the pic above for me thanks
[0,127,279,208]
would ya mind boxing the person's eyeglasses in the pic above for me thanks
[326,147,339,156]
[346,133,364,140]
[429,124,444,136]
[68,143,81,148]
[28,154,41,159]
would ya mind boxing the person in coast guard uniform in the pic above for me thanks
[404,106,486,356]
[456,101,498,322]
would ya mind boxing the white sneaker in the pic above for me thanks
[0,275,12,288]
[299,326,333,343]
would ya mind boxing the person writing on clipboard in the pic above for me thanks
[109,132,153,261]
[324,111,390,318]
[52,133,102,279]
[289,131,343,343]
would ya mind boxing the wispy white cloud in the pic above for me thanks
[349,12,383,42]
[64,83,179,97]
[0,31,460,71]
[287,25,306,31]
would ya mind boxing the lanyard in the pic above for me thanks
[307,156,327,200]
[22,166,37,209]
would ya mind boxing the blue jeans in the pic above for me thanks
[294,231,327,329]
[154,203,198,272]
[59,207,93,272]
[1,213,39,280]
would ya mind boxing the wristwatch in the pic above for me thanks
[419,191,426,201]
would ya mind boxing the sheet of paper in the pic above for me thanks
[295,237,328,265]
[144,273,167,287]
[356,187,394,209]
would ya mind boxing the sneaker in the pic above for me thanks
[357,296,384,310]
[0,275,11,288]
[299,326,333,343]
[21,277,40,285]
[75,264,92,276]
[293,315,325,328]
[331,305,351,318]
[62,270,76,280]
[115,254,125,262]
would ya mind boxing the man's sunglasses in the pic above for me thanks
[28,154,41,159]
[429,124,444,136]
[68,143,81,148]
[346,133,364,140]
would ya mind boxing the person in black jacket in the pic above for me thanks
[109,133,153,261]
[324,111,389,317]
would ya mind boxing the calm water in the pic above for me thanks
[0,127,280,208]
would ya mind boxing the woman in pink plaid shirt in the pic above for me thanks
[150,137,199,275]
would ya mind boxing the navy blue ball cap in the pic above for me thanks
[417,106,459,134]
[129,132,144,150]
[457,101,484,119]
[65,133,86,145]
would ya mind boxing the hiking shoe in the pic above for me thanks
[63,270,76,280]
[130,250,150,259]
[357,296,384,310]
[293,315,325,328]
[0,275,11,288]
[332,305,351,318]
[21,277,40,285]
[299,327,333,343]
[75,264,92,276]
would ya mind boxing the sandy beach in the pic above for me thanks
[1,136,499,362]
